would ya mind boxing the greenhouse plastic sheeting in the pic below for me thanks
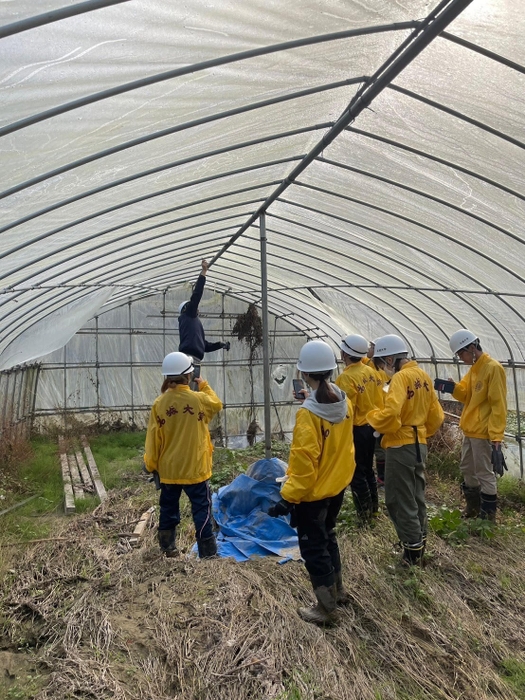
[1,0,525,462]
[207,458,300,562]
[0,0,523,368]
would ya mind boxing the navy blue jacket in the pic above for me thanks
[178,274,224,361]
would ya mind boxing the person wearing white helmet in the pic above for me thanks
[178,259,230,372]
[443,329,507,521]
[335,334,382,525]
[144,352,223,559]
[367,335,444,567]
[267,340,355,625]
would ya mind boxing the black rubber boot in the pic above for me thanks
[298,577,338,625]
[158,528,178,558]
[401,540,424,567]
[480,492,497,522]
[461,482,481,518]
[197,535,218,559]
[352,491,373,527]
[334,570,351,606]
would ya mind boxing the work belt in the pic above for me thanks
[412,426,422,463]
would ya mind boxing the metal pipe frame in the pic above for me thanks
[0,85,345,201]
[3,0,524,459]
[0,181,278,272]
[275,194,525,300]
[0,0,131,39]
[259,214,272,456]
[6,136,520,342]
[0,24,417,138]
[208,0,476,267]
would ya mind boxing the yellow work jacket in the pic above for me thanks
[452,353,507,441]
[366,361,444,448]
[362,357,390,395]
[281,401,355,504]
[144,382,222,484]
[335,362,382,425]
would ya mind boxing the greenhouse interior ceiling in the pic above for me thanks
[1,0,524,466]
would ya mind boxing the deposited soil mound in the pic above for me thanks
[2,481,525,699]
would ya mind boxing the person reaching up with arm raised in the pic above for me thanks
[178,259,231,369]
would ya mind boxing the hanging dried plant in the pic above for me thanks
[231,304,263,359]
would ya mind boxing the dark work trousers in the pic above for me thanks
[159,480,213,541]
[375,434,386,482]
[384,444,428,545]
[350,424,378,517]
[294,489,346,588]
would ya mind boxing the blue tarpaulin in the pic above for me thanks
[210,457,301,562]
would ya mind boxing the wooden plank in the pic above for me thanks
[129,506,155,547]
[58,436,75,514]
[68,453,85,500]
[81,435,107,502]
[74,449,95,495]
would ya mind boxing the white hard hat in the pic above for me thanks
[373,334,408,357]
[449,329,478,355]
[161,352,194,377]
[340,334,369,357]
[178,301,189,314]
[297,340,337,373]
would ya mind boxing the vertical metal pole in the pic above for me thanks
[162,289,167,358]
[128,299,134,427]
[221,291,228,448]
[260,213,272,459]
[2,371,10,434]
[15,367,24,440]
[30,365,40,434]
[95,315,101,427]
[509,361,523,478]
[63,344,67,430]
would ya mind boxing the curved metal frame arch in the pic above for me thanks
[389,84,525,153]
[340,129,525,239]
[0,0,131,38]
[0,180,279,279]
[441,31,525,76]
[229,236,432,355]
[294,178,523,270]
[0,223,250,338]
[259,224,446,356]
[273,195,525,337]
[0,206,262,292]
[1,79,352,201]
[0,24,417,138]
[270,206,490,293]
[280,189,525,298]
[0,154,302,239]
[316,156,525,291]
[121,235,421,355]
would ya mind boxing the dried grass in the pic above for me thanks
[2,483,525,699]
